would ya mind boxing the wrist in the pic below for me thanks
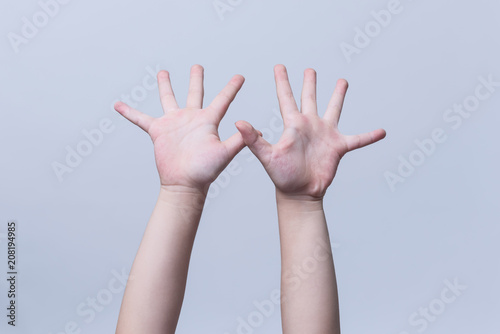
[275,189,324,213]
[158,185,207,212]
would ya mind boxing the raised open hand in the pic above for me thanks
[235,65,386,200]
[114,65,246,195]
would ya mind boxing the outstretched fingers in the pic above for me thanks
[301,68,317,115]
[274,64,299,120]
[114,101,155,132]
[235,121,272,166]
[186,64,204,109]
[207,75,245,124]
[324,78,349,126]
[157,70,179,113]
[344,128,387,152]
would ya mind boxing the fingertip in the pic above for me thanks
[274,64,286,73]
[274,64,289,82]
[191,64,204,73]
[114,101,126,113]
[235,121,260,142]
[157,70,169,80]
[370,128,387,144]
[235,120,251,132]
[379,128,387,139]
[231,74,245,85]
[337,78,349,89]
[304,68,316,75]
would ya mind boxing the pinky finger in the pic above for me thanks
[344,128,386,152]
[114,101,154,132]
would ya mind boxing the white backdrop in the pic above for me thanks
[1,0,499,333]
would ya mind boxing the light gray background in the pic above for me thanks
[1,0,499,333]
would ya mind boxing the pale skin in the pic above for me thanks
[114,64,386,334]
[236,65,386,333]
[114,65,248,333]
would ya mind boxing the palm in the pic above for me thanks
[149,111,232,189]
[236,65,386,199]
[114,65,246,194]
[265,116,347,197]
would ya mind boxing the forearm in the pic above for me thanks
[276,190,340,334]
[116,186,206,334]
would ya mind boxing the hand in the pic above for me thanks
[114,65,246,196]
[235,65,386,200]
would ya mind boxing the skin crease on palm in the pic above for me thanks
[114,65,250,196]
[114,64,386,200]
[112,64,386,334]
[235,64,387,201]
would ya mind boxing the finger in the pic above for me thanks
[207,75,245,123]
[301,68,317,115]
[323,78,348,125]
[235,120,272,166]
[114,101,154,132]
[222,131,246,159]
[157,70,179,113]
[274,64,299,121]
[186,64,204,109]
[344,128,386,152]
[222,128,264,159]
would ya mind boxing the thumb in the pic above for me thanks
[344,128,386,152]
[235,120,272,165]
[114,101,154,132]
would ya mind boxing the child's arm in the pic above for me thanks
[114,65,246,334]
[235,65,386,333]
